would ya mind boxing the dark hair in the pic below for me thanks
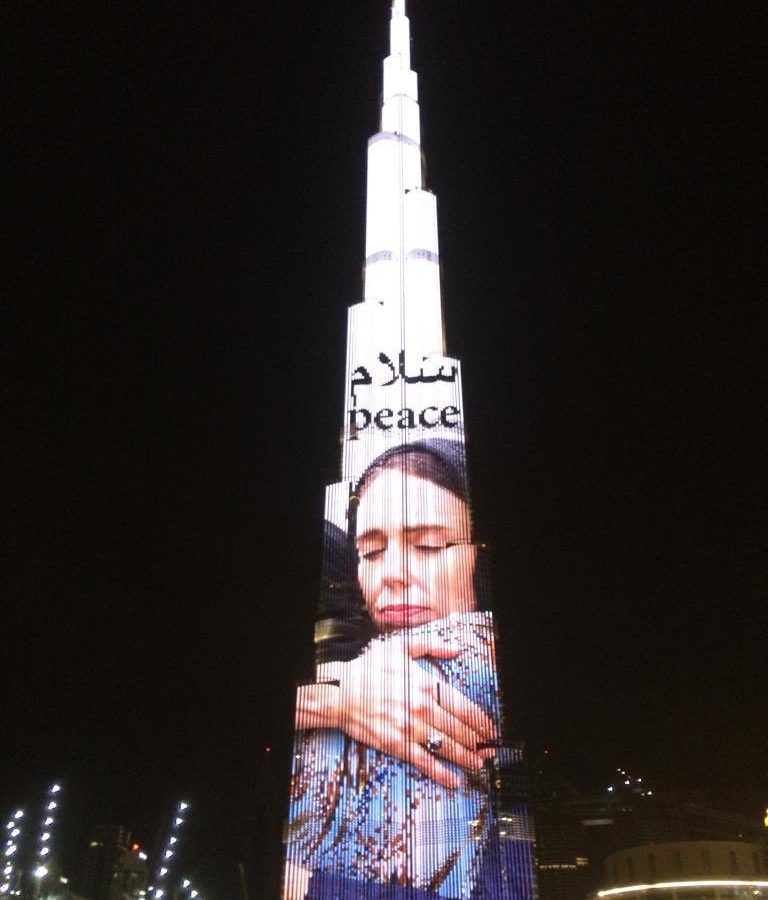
[314,520,374,663]
[355,439,470,505]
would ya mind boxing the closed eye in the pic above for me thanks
[413,542,444,553]
[360,547,385,561]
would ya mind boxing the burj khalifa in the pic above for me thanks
[281,3,537,897]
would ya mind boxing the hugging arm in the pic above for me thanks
[296,632,497,788]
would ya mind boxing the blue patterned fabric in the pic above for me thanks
[286,613,505,898]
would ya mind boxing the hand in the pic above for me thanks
[283,861,310,900]
[300,632,497,788]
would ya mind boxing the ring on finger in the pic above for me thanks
[425,732,443,754]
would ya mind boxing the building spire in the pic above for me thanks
[388,1,410,68]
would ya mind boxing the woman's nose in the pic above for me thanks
[380,538,411,585]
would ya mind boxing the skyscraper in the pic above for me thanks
[78,826,147,900]
[282,3,537,897]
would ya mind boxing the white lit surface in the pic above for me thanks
[598,881,768,896]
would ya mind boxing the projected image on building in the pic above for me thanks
[281,3,537,898]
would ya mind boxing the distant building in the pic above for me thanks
[77,827,146,900]
[531,759,768,900]
[590,839,768,898]
[531,756,596,900]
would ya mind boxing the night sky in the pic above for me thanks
[5,0,765,896]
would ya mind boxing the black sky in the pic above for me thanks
[4,0,765,896]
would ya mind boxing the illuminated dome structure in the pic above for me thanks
[591,840,768,899]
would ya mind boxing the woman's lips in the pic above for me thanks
[377,604,430,626]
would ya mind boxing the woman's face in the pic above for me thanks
[356,468,477,633]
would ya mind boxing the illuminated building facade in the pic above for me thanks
[281,1,536,898]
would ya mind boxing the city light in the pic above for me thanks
[50,786,61,795]
[2,807,24,897]
[33,867,48,879]
[149,799,192,899]
[179,875,205,900]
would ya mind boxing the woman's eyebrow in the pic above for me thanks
[356,527,386,542]
[404,525,451,536]
[356,525,456,542]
